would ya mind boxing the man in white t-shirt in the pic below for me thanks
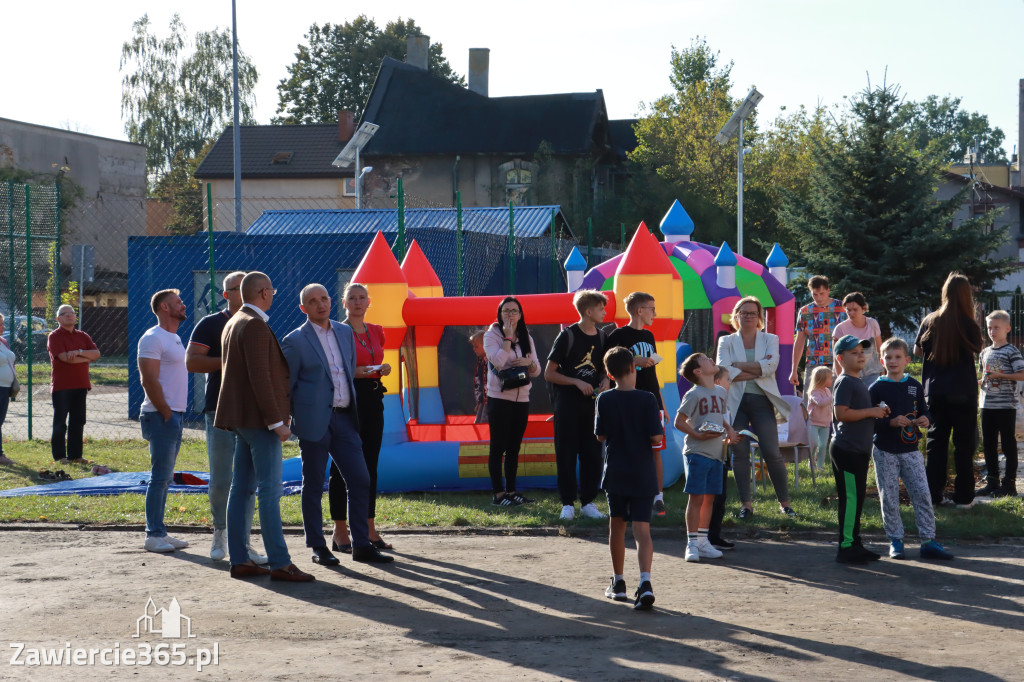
[138,289,189,553]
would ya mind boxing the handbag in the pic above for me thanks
[490,363,530,391]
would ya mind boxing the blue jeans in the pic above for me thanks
[141,411,183,538]
[205,413,255,534]
[228,427,289,569]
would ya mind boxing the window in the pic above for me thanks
[499,159,538,206]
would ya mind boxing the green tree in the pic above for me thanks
[896,94,1007,164]
[274,16,464,124]
[626,37,793,257]
[153,138,216,235]
[120,13,258,183]
[778,82,1015,336]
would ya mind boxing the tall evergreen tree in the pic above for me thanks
[779,82,1015,337]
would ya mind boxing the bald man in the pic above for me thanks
[216,272,313,582]
[281,284,393,566]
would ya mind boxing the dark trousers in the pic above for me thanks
[708,456,730,539]
[330,381,384,519]
[831,441,869,550]
[51,388,87,461]
[925,394,978,505]
[486,398,530,493]
[553,396,602,506]
[299,409,370,549]
[981,407,1017,486]
[0,386,9,453]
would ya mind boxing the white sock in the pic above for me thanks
[698,528,709,541]
[654,492,664,502]
[687,532,698,542]
[640,571,651,584]
[614,573,624,583]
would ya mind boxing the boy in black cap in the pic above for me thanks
[832,334,890,563]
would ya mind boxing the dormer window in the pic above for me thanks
[271,151,294,165]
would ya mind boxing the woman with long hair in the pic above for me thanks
[832,292,884,386]
[483,296,541,506]
[330,283,393,552]
[716,296,795,519]
[914,272,983,507]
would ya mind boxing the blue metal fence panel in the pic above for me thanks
[246,205,567,239]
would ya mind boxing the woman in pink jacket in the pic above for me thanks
[484,296,542,506]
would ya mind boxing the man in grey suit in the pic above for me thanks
[281,284,394,566]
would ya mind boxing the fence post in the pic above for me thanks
[508,201,515,295]
[587,217,593,268]
[6,179,13,349]
[550,207,557,293]
[396,177,406,260]
[207,183,217,311]
[455,191,464,296]
[24,184,32,439]
[55,184,62,310]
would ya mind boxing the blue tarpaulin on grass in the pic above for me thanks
[0,472,308,498]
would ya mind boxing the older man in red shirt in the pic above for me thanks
[47,304,100,462]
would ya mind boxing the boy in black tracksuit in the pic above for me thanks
[831,335,890,564]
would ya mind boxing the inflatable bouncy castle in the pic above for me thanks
[282,200,796,492]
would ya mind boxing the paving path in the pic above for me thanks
[2,528,1023,680]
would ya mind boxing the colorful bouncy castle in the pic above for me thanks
[281,200,796,492]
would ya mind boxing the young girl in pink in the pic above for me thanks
[807,366,834,471]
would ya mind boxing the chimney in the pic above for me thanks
[407,35,429,71]
[337,110,354,143]
[468,48,490,97]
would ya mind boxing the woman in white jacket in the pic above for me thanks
[484,296,542,506]
[716,296,795,519]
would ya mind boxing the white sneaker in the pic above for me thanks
[164,535,189,549]
[580,503,607,519]
[559,505,576,520]
[697,538,724,559]
[685,540,700,562]
[144,536,175,553]
[209,529,227,561]
[247,545,269,565]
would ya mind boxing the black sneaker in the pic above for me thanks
[605,577,628,602]
[852,542,881,561]
[976,482,1000,497]
[492,495,520,507]
[738,508,754,520]
[836,546,869,564]
[633,581,655,610]
[708,536,735,550]
[992,484,1018,498]
[653,499,666,516]
[509,492,535,504]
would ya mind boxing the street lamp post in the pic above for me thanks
[715,88,763,257]
[332,122,380,209]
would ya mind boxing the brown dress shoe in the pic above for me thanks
[230,561,271,579]
[270,563,316,582]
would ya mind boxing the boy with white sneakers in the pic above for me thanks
[595,346,664,610]
[675,353,740,562]
[545,290,611,521]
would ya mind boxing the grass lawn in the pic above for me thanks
[0,439,1020,539]
[16,362,128,387]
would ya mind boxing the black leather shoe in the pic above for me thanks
[311,546,340,566]
[352,545,395,564]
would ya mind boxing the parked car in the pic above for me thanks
[9,315,50,362]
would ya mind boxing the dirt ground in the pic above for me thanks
[2,526,1023,681]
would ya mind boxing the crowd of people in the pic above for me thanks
[0,268,1015,602]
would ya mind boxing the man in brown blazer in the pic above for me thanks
[215,271,313,583]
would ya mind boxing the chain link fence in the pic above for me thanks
[2,178,607,445]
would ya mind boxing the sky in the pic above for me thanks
[3,0,1022,158]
